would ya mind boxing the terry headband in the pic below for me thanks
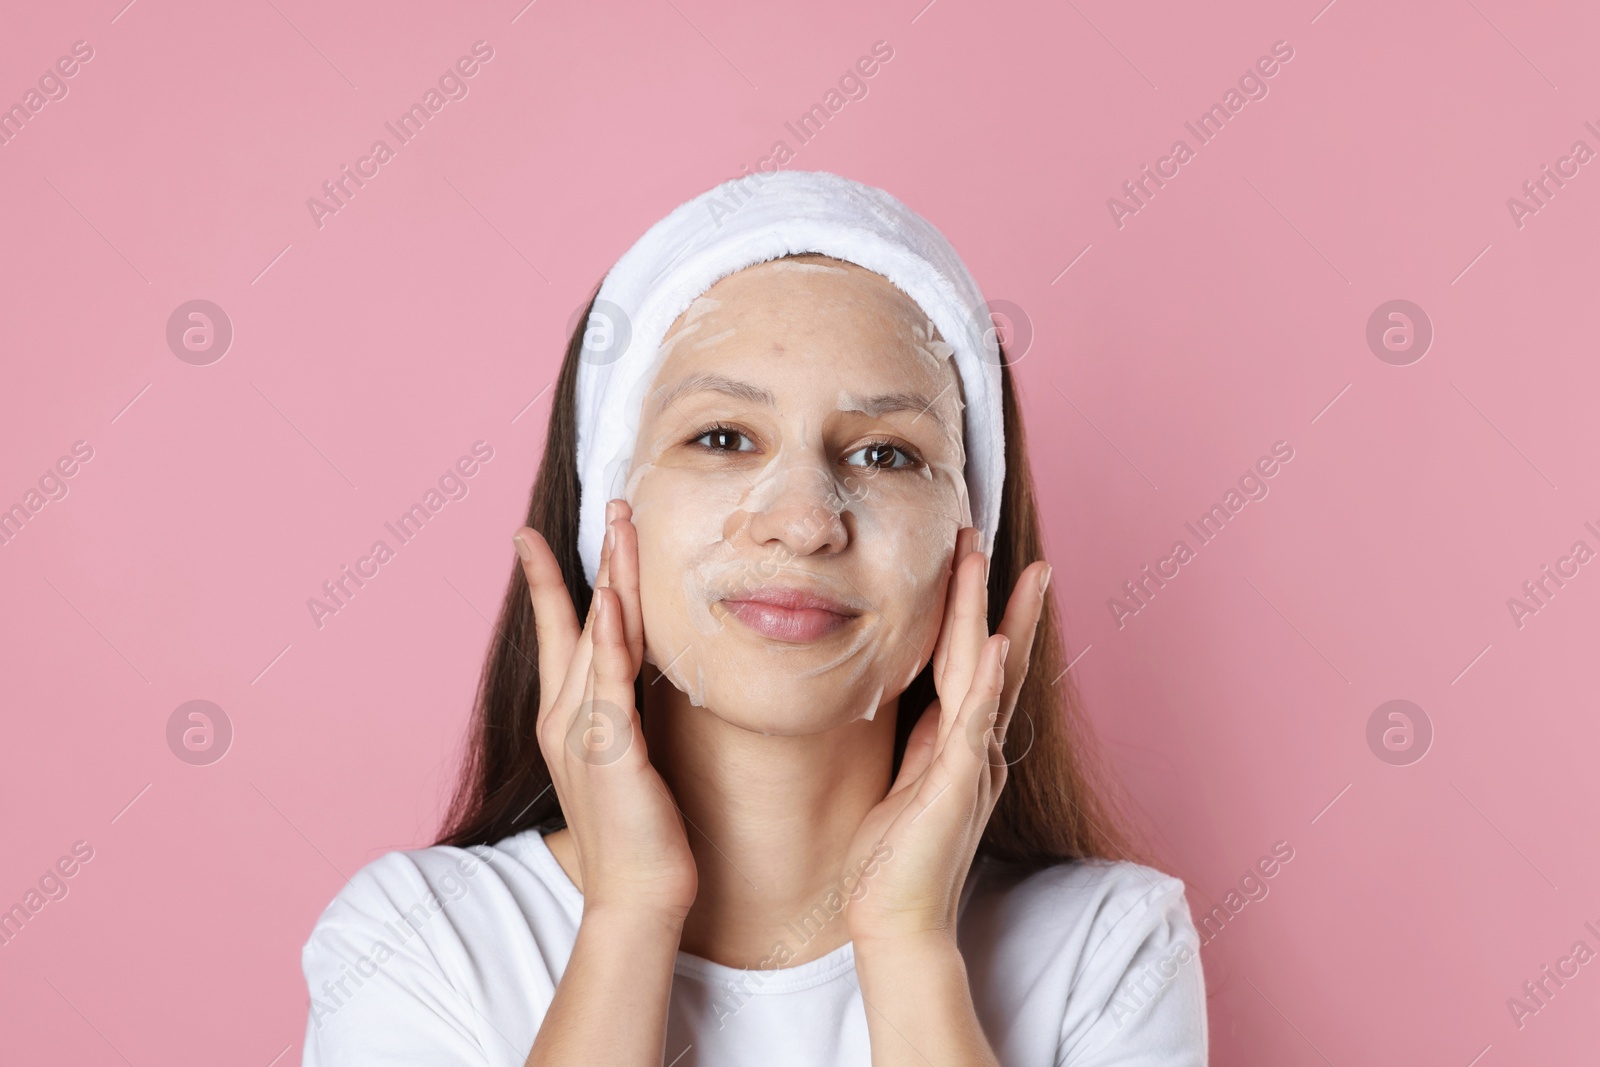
[573,169,1005,587]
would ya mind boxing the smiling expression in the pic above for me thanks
[623,254,971,732]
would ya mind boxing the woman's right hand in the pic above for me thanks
[514,499,697,921]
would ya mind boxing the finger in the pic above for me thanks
[553,567,608,740]
[949,633,1009,776]
[994,561,1050,731]
[585,587,644,767]
[606,510,645,673]
[593,501,619,593]
[515,527,579,716]
[935,550,991,735]
[955,525,978,561]
[603,499,644,672]
[931,527,978,680]
[907,637,1005,824]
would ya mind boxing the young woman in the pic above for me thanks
[300,171,1207,1066]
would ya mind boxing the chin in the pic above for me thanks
[648,637,916,733]
[707,678,894,735]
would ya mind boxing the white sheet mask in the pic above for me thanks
[907,318,957,376]
[634,428,967,725]
[855,683,886,724]
[621,257,976,734]
[683,294,721,321]
[654,318,704,364]
[645,644,707,708]
[835,391,871,416]
[767,260,850,275]
[691,326,738,350]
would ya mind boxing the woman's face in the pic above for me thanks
[624,255,970,732]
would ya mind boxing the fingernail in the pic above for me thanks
[997,635,1011,665]
[513,533,533,561]
[606,499,619,523]
[1038,564,1053,595]
[603,522,614,555]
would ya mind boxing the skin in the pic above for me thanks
[626,255,972,729]
[514,255,1051,1067]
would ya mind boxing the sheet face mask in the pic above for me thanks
[573,170,1006,726]
[621,257,973,728]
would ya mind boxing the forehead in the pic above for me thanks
[648,256,961,408]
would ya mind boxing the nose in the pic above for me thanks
[728,462,850,558]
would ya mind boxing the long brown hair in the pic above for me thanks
[437,277,1146,870]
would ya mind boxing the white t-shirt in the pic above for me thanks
[300,828,1207,1066]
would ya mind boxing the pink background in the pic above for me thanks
[3,0,1597,1063]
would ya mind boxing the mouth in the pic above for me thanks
[716,585,863,643]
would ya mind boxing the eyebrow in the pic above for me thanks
[651,372,776,414]
[851,390,945,423]
[650,372,952,432]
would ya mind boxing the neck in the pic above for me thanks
[641,674,900,969]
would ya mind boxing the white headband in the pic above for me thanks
[573,169,1005,587]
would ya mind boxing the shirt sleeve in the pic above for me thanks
[1055,872,1209,1067]
[300,852,494,1067]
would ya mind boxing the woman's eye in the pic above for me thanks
[845,443,915,469]
[694,428,755,452]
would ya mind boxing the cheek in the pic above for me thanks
[846,466,966,583]
[843,472,965,652]
[867,514,956,641]
[624,446,969,711]
[627,465,750,664]
[629,464,728,557]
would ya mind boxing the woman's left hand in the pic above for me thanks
[842,527,1051,946]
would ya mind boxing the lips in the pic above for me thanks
[717,586,861,643]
